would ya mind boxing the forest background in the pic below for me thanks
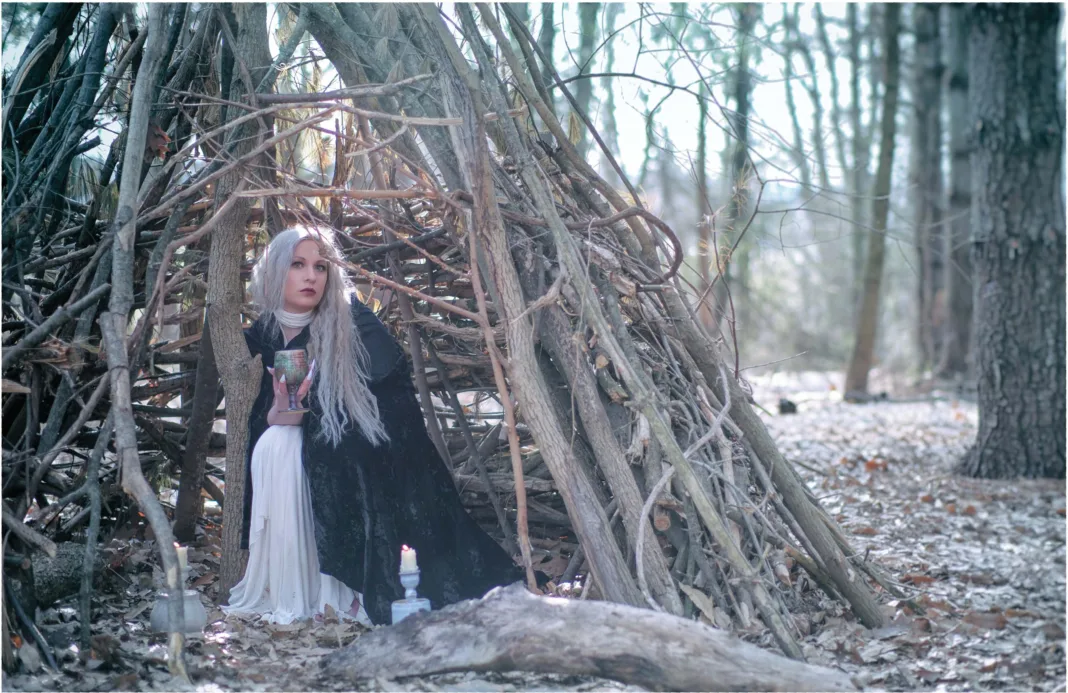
[10,2,1055,377]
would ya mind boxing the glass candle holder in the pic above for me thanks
[149,568,207,634]
[391,569,431,624]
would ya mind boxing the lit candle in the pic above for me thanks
[400,545,418,572]
[174,543,188,573]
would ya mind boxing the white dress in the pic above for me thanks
[223,425,372,625]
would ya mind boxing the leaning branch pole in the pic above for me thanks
[97,5,190,681]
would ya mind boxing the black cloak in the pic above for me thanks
[240,297,524,624]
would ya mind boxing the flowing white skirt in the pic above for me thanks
[223,425,371,625]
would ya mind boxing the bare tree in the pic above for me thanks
[537,3,557,114]
[845,4,903,395]
[598,3,624,185]
[936,4,974,379]
[715,4,760,335]
[908,2,945,373]
[847,4,872,319]
[574,3,600,157]
[814,5,850,181]
[696,85,713,328]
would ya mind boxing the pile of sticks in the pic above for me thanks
[1,4,902,669]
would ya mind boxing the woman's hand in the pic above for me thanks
[266,360,316,426]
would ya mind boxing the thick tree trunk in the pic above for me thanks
[937,5,974,379]
[322,584,857,692]
[844,4,902,395]
[958,4,1065,480]
[214,4,272,598]
[908,3,945,373]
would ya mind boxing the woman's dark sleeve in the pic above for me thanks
[241,326,273,550]
[350,296,406,384]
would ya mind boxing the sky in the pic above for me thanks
[3,3,1063,230]
[1,4,857,189]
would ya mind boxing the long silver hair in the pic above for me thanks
[249,226,389,447]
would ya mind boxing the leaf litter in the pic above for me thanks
[5,385,1064,691]
[759,384,1065,692]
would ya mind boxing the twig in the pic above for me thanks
[24,376,109,504]
[740,351,809,371]
[344,124,409,159]
[339,259,482,323]
[1,506,57,558]
[0,29,57,134]
[234,186,427,200]
[348,228,449,262]
[136,181,248,347]
[5,577,58,671]
[257,73,433,103]
[1,283,110,372]
[101,5,189,681]
[337,103,528,127]
[81,412,112,649]
[636,466,675,611]
[142,106,337,222]
[425,340,518,555]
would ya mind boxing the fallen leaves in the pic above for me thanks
[145,122,171,161]
[17,643,42,673]
[963,610,1009,630]
[901,573,937,585]
[757,388,1065,692]
[5,384,1062,692]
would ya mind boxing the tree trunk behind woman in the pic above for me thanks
[213,4,275,597]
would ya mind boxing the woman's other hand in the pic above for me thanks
[266,360,316,426]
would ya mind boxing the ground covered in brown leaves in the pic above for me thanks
[761,388,1065,691]
[7,382,1065,692]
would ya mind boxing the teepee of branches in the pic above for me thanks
[1,3,901,672]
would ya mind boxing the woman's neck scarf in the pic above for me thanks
[275,308,314,329]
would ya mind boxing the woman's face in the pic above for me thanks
[283,239,328,313]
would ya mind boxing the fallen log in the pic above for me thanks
[321,584,856,692]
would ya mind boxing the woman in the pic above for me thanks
[224,226,524,625]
